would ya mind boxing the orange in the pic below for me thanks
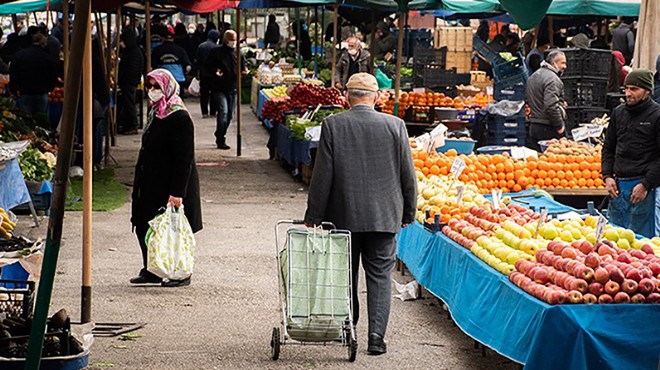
[586,179,595,188]
[568,179,577,188]
[552,178,560,186]
[578,178,587,187]
[594,178,604,187]
[499,179,507,188]
[422,167,429,176]
[478,156,490,166]
[538,161,550,171]
[505,172,514,181]
[417,151,427,161]
[556,170,565,179]
[565,170,574,181]
[560,179,569,188]
[546,154,557,163]
[579,161,590,171]
[440,166,449,176]
[585,156,594,163]
[532,169,539,178]
[536,178,545,187]
[590,163,600,171]
[446,149,458,157]
[487,164,497,174]
[459,174,468,182]
[513,184,522,192]
[429,165,440,175]
[591,170,600,179]
[492,154,504,164]
[544,178,552,186]
[425,159,434,168]
[527,161,537,171]
[514,169,524,180]
[497,172,506,181]
[413,159,424,168]
[538,170,548,179]
[547,170,557,179]
[582,169,592,179]
[523,168,531,177]
[503,161,514,173]
[495,163,505,173]
[552,163,562,172]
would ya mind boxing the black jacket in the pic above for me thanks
[119,45,144,87]
[9,45,57,95]
[602,98,660,190]
[131,110,202,233]
[196,40,219,79]
[207,44,247,92]
[151,41,191,71]
[612,23,635,65]
[264,22,280,47]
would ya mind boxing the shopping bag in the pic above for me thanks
[145,205,195,280]
[376,68,392,89]
[187,77,201,97]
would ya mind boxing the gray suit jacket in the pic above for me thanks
[304,105,417,234]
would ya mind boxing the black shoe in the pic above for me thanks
[161,276,191,287]
[216,142,231,150]
[130,273,162,284]
[367,333,387,355]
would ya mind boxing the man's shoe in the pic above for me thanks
[161,276,191,287]
[129,274,162,284]
[367,333,387,355]
[217,143,231,150]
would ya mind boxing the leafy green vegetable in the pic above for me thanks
[19,147,52,182]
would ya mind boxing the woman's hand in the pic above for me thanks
[168,196,183,208]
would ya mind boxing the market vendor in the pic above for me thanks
[525,50,567,152]
[602,69,660,238]
[372,22,396,60]
[335,37,372,90]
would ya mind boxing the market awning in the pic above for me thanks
[0,0,61,14]
[547,0,640,17]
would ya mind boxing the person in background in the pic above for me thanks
[568,33,589,49]
[653,55,660,104]
[130,69,202,287]
[308,16,323,52]
[612,50,628,90]
[291,20,312,61]
[612,17,635,65]
[476,20,490,43]
[117,28,144,135]
[304,73,416,356]
[505,33,521,55]
[608,52,624,93]
[525,35,550,74]
[9,32,57,116]
[372,22,396,60]
[51,16,64,44]
[489,34,507,53]
[602,69,660,238]
[525,50,568,151]
[208,30,248,150]
[335,37,372,90]
[264,14,280,49]
[151,30,192,92]
[196,29,220,118]
[174,23,196,65]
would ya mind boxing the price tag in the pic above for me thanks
[534,208,549,238]
[491,189,501,210]
[486,86,494,96]
[457,185,464,205]
[595,215,608,241]
[587,126,604,138]
[450,158,466,178]
[415,133,431,151]
[571,127,589,142]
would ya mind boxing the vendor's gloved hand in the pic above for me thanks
[630,183,649,205]
[605,177,618,198]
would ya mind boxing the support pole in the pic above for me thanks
[145,0,151,73]
[394,12,406,117]
[63,2,69,89]
[24,0,91,365]
[330,5,338,87]
[236,9,242,157]
[369,13,377,72]
[295,8,301,73]
[548,16,554,47]
[81,9,93,324]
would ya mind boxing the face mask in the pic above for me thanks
[227,41,237,48]
[348,49,358,56]
[148,89,164,102]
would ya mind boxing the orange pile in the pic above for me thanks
[412,150,604,194]
[381,91,492,117]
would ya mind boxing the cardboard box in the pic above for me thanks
[470,71,487,83]
[434,27,473,52]
[446,50,472,73]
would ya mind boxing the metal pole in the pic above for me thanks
[81,9,93,324]
[330,5,338,87]
[145,0,152,73]
[236,9,242,157]
[63,2,69,88]
[394,12,405,117]
[24,0,90,365]
[296,8,301,73]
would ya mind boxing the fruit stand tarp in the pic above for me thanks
[0,0,61,14]
[397,211,660,368]
[547,0,640,16]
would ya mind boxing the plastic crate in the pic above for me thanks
[455,73,472,86]
[487,134,525,146]
[561,48,612,80]
[493,54,528,85]
[472,34,506,65]
[493,82,526,101]
[405,106,434,123]
[424,66,457,93]
[565,108,609,132]
[563,78,609,108]
[606,93,625,112]
[0,280,35,319]
[488,120,527,136]
[436,139,476,154]
[413,48,447,87]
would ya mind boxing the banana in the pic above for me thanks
[0,226,11,240]
[1,221,13,232]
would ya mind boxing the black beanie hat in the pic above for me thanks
[625,69,654,91]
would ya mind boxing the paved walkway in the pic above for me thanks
[20,100,519,369]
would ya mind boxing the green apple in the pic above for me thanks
[620,229,635,244]
[586,232,597,245]
[603,228,619,242]
[560,230,573,242]
[539,224,559,240]
[506,251,520,265]
[617,238,631,250]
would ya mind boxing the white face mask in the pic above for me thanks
[227,41,237,48]
[348,48,358,56]
[148,89,164,102]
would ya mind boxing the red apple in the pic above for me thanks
[631,250,647,260]
[646,292,660,303]
[601,240,617,249]
[584,253,601,269]
[567,290,583,304]
[535,268,550,285]
[567,260,581,274]
[641,244,655,255]
[570,279,589,294]
[582,293,598,304]
[601,254,614,263]
[605,281,620,295]
[554,244,567,256]
[622,279,639,295]
[588,282,604,296]
[617,253,633,264]
[609,267,625,283]
[562,247,578,260]
[598,245,616,257]
[614,292,631,304]
[579,240,594,254]
[598,294,614,304]
[625,269,643,283]
[631,293,646,304]
[640,268,652,279]
[638,278,655,295]
[631,261,644,269]
[593,267,610,284]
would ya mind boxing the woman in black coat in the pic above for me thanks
[130,68,202,287]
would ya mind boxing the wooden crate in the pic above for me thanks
[470,71,487,83]
[446,50,472,73]
[434,27,473,52]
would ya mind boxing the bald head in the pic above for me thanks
[347,37,361,50]
[224,30,237,48]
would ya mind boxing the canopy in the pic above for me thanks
[412,0,502,13]
[547,0,640,17]
[0,0,61,14]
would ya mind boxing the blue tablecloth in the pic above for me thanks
[398,223,660,370]
[276,124,317,166]
[486,190,576,215]
[0,158,30,210]
[257,90,269,121]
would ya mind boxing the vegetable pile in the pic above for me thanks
[285,108,344,140]
[19,148,54,182]
[262,82,348,124]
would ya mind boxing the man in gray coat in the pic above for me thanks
[335,37,373,90]
[304,73,417,355]
[525,50,568,151]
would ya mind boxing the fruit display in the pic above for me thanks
[18,147,55,182]
[262,85,288,99]
[0,207,16,239]
[510,239,660,304]
[287,82,347,108]
[412,149,604,193]
[415,172,489,224]
[48,87,64,103]
[542,137,601,157]
[284,108,344,141]
[381,91,492,117]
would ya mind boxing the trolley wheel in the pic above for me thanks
[271,327,280,360]
[347,332,357,362]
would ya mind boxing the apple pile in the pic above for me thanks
[415,174,488,224]
[510,240,660,304]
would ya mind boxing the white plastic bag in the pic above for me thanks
[187,78,201,96]
[145,205,195,280]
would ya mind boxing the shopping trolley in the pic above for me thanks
[270,220,357,362]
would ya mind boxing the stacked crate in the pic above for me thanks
[560,48,611,132]
[486,85,527,146]
[435,27,473,73]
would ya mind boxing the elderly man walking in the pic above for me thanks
[304,73,417,355]
[335,37,372,90]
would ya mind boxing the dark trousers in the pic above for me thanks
[117,85,137,132]
[134,222,153,276]
[213,91,236,145]
[351,232,397,338]
[199,77,217,116]
[527,123,563,152]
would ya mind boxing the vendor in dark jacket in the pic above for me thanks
[602,69,660,238]
[335,37,372,89]
[195,29,220,118]
[9,32,57,115]
[151,31,192,87]
[117,28,144,135]
[130,69,202,287]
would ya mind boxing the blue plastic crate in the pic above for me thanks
[493,82,526,101]
[436,139,476,154]
[487,134,525,146]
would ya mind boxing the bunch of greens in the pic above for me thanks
[19,147,53,182]
[286,108,345,140]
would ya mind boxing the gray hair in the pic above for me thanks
[347,89,375,99]
[546,50,565,64]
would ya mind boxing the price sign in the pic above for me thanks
[572,127,589,142]
[595,215,608,241]
[491,189,501,210]
[450,158,466,178]
[486,86,494,96]
[415,133,431,151]
[457,185,464,205]
[510,146,528,160]
[534,208,549,238]
[587,126,604,138]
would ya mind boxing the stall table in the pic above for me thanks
[544,188,608,210]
